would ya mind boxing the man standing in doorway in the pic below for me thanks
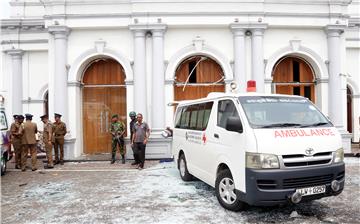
[10,115,22,169]
[110,114,126,164]
[20,114,38,171]
[53,113,67,165]
[131,113,150,170]
[40,114,54,169]
[129,111,140,166]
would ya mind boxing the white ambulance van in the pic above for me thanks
[172,92,344,211]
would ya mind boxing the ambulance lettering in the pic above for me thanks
[274,128,335,138]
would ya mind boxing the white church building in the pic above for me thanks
[1,0,359,158]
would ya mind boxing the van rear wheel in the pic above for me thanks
[215,169,246,211]
[179,154,193,181]
[1,157,6,176]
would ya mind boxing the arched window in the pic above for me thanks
[272,56,316,102]
[174,56,225,101]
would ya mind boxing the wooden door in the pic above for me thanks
[174,56,225,101]
[82,59,126,154]
[347,87,352,133]
[273,57,315,102]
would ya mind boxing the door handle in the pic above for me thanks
[105,111,109,132]
[214,133,219,138]
[100,111,103,133]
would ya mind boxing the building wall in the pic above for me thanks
[1,0,359,157]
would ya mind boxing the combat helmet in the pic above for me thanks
[129,111,136,117]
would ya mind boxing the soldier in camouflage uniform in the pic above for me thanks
[110,114,126,164]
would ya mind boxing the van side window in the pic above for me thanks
[174,107,183,128]
[176,102,213,130]
[180,106,191,129]
[189,105,199,129]
[195,102,213,130]
[217,100,240,128]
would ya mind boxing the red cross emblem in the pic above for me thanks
[202,133,207,144]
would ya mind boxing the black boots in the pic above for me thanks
[111,155,125,164]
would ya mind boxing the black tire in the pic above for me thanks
[178,153,193,181]
[1,158,6,176]
[215,169,247,211]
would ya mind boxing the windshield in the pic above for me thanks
[239,96,332,129]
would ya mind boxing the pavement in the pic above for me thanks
[1,156,359,224]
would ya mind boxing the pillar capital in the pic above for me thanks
[6,49,24,59]
[325,24,346,37]
[48,25,71,40]
[129,24,167,37]
[229,24,246,36]
[250,24,268,36]
[129,27,146,38]
[152,26,167,37]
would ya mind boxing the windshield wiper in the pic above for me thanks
[259,123,302,128]
[300,122,329,128]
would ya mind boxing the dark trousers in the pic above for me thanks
[132,144,140,164]
[134,143,146,167]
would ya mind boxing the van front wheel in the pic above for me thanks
[179,154,193,181]
[215,170,246,211]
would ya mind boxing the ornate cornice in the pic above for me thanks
[129,23,167,33]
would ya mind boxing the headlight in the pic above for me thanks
[333,148,344,163]
[246,152,280,169]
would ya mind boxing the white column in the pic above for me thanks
[230,25,246,92]
[325,24,352,153]
[325,25,345,129]
[131,29,147,119]
[151,27,166,130]
[48,26,70,124]
[6,49,24,115]
[251,25,267,93]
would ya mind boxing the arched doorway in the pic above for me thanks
[347,86,353,134]
[272,56,316,102]
[82,58,127,154]
[174,56,225,101]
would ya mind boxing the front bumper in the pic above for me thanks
[240,163,345,206]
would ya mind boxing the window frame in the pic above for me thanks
[175,101,213,131]
[217,99,241,129]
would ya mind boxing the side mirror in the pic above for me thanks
[225,116,243,133]
[161,127,173,138]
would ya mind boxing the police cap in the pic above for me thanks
[25,113,33,119]
[13,114,18,119]
[40,114,48,119]
[17,115,24,119]
[54,113,62,118]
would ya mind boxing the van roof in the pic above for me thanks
[175,92,306,106]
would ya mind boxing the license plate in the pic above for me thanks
[296,185,326,196]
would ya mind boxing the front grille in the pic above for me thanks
[282,152,332,168]
[283,174,333,189]
[284,159,331,167]
[257,179,277,190]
